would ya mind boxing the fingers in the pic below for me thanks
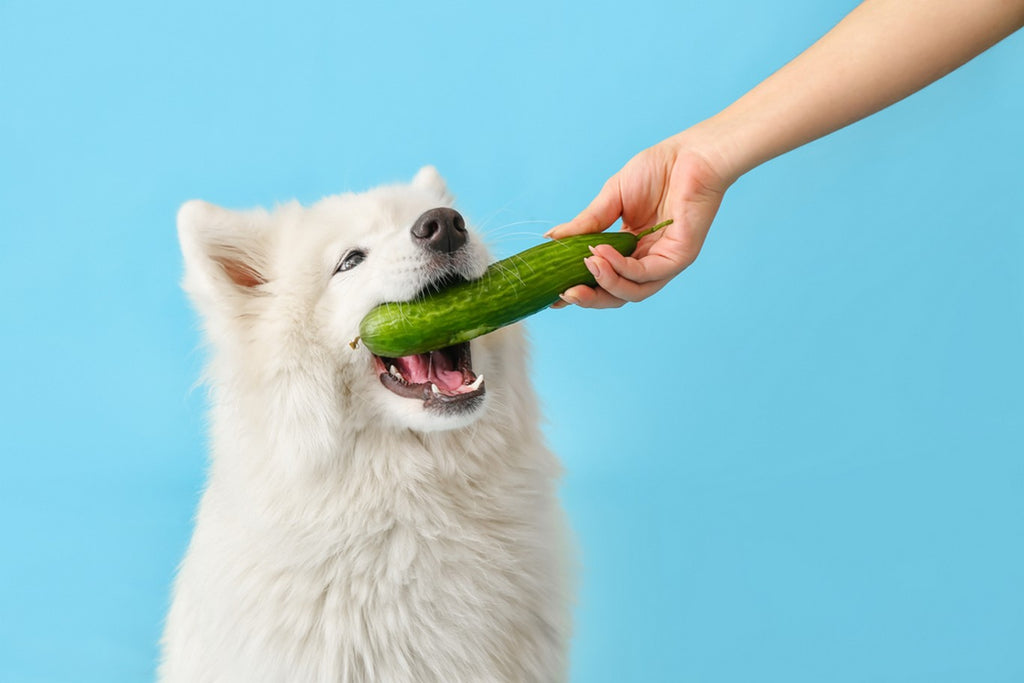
[584,253,667,303]
[558,284,628,309]
[587,243,681,285]
[544,176,623,239]
[553,244,677,310]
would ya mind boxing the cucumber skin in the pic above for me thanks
[359,232,639,357]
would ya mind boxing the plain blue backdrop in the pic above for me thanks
[1,1,1022,681]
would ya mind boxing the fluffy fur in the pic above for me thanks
[160,167,572,683]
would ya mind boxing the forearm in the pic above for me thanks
[690,0,1024,183]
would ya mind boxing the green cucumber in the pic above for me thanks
[356,220,672,357]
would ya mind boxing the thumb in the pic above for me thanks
[545,175,623,239]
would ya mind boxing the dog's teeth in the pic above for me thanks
[431,383,441,395]
[389,365,401,378]
[468,374,484,390]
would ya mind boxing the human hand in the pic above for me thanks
[546,134,730,308]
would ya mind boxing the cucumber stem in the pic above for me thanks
[636,219,674,240]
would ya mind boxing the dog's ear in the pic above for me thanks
[411,165,453,204]
[177,199,272,311]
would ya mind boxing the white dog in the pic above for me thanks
[160,167,572,683]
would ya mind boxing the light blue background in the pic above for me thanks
[2,1,1022,681]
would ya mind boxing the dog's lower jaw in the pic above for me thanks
[373,392,489,433]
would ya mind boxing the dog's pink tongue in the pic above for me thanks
[431,367,464,392]
[393,353,464,391]
[426,348,465,392]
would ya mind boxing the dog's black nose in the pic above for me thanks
[411,208,467,254]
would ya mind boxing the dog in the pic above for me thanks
[160,167,572,683]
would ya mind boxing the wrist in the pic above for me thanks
[664,121,743,193]
[685,109,774,184]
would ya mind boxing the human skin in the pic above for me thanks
[547,0,1024,309]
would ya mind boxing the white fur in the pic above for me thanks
[160,169,572,683]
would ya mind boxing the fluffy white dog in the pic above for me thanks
[160,168,572,683]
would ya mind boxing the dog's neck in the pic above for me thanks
[200,346,541,517]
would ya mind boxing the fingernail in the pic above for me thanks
[585,257,601,279]
[559,293,579,305]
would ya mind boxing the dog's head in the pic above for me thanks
[178,167,514,434]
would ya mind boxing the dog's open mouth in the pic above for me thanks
[372,341,485,410]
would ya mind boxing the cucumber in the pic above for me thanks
[356,220,672,357]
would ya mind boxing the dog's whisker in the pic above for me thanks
[473,201,516,232]
[480,220,556,239]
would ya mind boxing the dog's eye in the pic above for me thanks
[335,249,366,274]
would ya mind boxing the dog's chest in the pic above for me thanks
[202,468,549,680]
